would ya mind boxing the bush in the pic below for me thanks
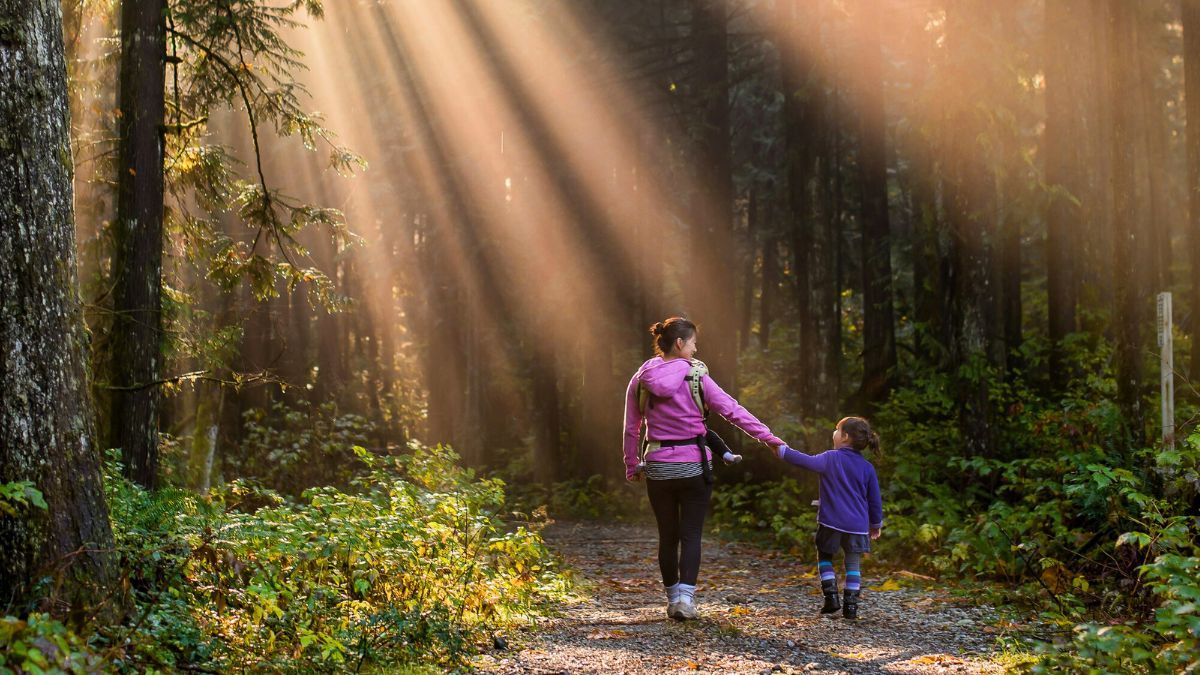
[24,442,572,672]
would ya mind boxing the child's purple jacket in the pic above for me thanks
[622,357,783,479]
[781,446,883,535]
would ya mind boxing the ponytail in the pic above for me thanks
[838,416,882,457]
[649,317,697,356]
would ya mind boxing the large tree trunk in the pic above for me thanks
[854,0,897,408]
[690,0,737,389]
[1044,0,1084,384]
[1185,0,1200,375]
[777,0,829,415]
[1108,0,1145,446]
[945,0,998,458]
[109,0,166,488]
[0,0,116,606]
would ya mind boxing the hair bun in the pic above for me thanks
[650,321,665,336]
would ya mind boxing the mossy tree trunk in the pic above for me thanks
[0,0,116,608]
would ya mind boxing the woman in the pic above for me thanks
[622,317,785,620]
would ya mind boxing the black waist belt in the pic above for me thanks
[652,438,700,448]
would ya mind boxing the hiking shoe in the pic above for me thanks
[674,598,699,620]
[842,589,860,621]
[820,589,841,614]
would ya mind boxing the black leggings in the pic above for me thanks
[646,475,712,586]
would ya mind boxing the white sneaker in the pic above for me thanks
[674,597,699,620]
[667,601,681,619]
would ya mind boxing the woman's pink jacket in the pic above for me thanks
[622,356,783,479]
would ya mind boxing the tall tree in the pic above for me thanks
[109,0,167,488]
[854,0,898,407]
[1184,0,1200,375]
[1109,0,1145,445]
[690,0,737,388]
[777,0,836,417]
[944,0,999,457]
[1,0,116,605]
[1044,0,1085,384]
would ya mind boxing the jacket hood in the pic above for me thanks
[636,356,692,398]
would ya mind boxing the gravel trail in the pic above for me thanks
[478,522,1007,674]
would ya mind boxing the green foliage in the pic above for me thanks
[1033,524,1200,673]
[48,442,569,672]
[233,399,373,495]
[0,613,105,674]
[0,482,47,517]
[163,0,366,305]
[709,476,818,553]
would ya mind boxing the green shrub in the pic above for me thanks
[82,442,570,672]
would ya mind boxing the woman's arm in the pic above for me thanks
[701,374,784,447]
[622,375,644,480]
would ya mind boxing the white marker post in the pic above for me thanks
[1157,292,1175,449]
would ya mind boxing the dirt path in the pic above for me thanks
[478,522,1008,674]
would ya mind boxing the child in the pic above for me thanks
[774,417,883,620]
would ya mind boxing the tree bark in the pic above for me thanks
[945,0,997,458]
[109,0,166,488]
[690,0,737,389]
[777,0,828,415]
[854,0,897,408]
[1185,0,1200,375]
[0,0,116,606]
[1108,0,1145,446]
[1044,0,1084,384]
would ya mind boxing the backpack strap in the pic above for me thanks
[687,359,713,483]
[636,361,713,479]
[686,359,709,420]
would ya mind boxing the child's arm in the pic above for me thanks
[867,466,883,536]
[622,376,644,480]
[777,445,830,473]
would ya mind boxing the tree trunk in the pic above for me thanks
[690,0,737,389]
[739,189,758,352]
[1044,0,1084,384]
[1135,10,1170,297]
[759,228,779,350]
[945,0,997,458]
[777,0,824,414]
[1185,0,1200,375]
[109,0,167,488]
[0,0,116,606]
[854,0,897,408]
[1108,0,1145,446]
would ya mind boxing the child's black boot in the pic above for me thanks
[820,580,840,614]
[842,589,860,620]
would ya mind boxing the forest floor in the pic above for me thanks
[477,522,1019,674]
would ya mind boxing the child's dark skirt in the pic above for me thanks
[815,524,871,555]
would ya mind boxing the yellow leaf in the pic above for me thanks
[875,578,902,591]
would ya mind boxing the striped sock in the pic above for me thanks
[844,551,863,591]
[818,553,837,589]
